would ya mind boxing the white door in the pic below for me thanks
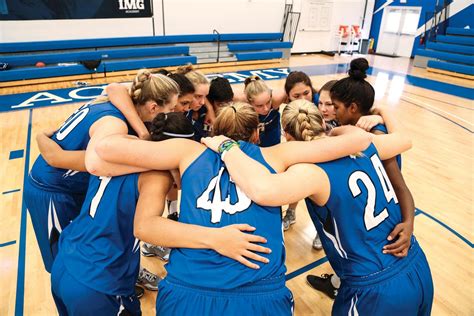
[377,6,421,57]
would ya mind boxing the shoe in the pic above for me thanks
[306,274,338,299]
[283,208,296,231]
[141,243,171,261]
[167,212,179,221]
[136,267,161,291]
[312,234,323,250]
[135,285,145,299]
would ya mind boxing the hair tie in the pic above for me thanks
[299,109,307,115]
[164,113,168,120]
[231,106,237,113]
[162,131,195,138]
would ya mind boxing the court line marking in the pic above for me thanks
[285,208,472,281]
[401,98,473,133]
[404,90,474,110]
[14,109,32,316]
[0,240,16,248]
[3,189,21,195]
[9,150,24,160]
[402,95,474,127]
[416,209,473,248]
[286,257,328,281]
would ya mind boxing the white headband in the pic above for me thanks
[162,131,195,138]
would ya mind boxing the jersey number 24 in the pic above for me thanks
[348,154,398,231]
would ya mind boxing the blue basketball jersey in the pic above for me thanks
[58,173,140,296]
[258,109,281,147]
[186,107,211,142]
[30,101,126,194]
[371,123,402,168]
[312,92,320,105]
[305,144,414,279]
[165,142,285,289]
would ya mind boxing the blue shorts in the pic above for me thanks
[51,256,141,316]
[333,243,433,316]
[24,175,84,272]
[156,276,294,316]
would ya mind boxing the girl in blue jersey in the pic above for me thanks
[177,64,214,142]
[93,102,373,316]
[50,111,272,316]
[234,76,287,147]
[203,100,433,316]
[105,69,206,258]
[307,59,416,299]
[284,70,320,105]
[281,71,321,237]
[26,69,179,273]
[330,58,415,257]
[207,76,234,114]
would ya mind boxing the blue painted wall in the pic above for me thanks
[448,4,473,28]
[369,1,473,57]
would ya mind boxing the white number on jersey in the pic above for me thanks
[56,104,90,141]
[89,176,112,218]
[348,154,398,231]
[196,167,252,223]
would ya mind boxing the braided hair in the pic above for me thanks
[130,69,179,107]
[148,112,194,141]
[281,99,325,141]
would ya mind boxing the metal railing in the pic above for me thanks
[281,3,300,43]
[213,29,221,63]
[422,0,449,46]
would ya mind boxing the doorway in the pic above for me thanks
[377,6,421,57]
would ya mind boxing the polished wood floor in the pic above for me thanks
[1,54,472,315]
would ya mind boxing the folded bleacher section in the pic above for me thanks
[414,27,474,79]
[0,33,292,84]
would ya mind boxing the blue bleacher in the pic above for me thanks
[228,41,292,52]
[427,60,474,76]
[0,33,288,82]
[446,27,474,37]
[415,49,474,65]
[235,51,283,61]
[426,42,474,55]
[414,26,474,77]
[0,33,283,53]
[1,46,189,67]
[103,56,197,72]
[436,35,474,46]
[0,56,197,82]
[0,64,95,82]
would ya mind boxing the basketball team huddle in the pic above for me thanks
[25,58,434,316]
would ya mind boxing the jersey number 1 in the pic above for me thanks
[348,155,398,231]
[89,176,112,218]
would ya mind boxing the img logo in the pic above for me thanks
[118,0,145,11]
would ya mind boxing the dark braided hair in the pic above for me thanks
[147,112,194,141]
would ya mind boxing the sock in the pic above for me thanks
[330,274,341,288]
[167,200,178,215]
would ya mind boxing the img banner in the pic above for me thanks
[0,0,152,20]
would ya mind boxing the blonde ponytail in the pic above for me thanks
[212,102,259,142]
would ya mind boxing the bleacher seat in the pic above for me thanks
[415,49,474,65]
[427,60,474,76]
[0,33,289,83]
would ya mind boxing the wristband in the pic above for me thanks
[218,140,240,161]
